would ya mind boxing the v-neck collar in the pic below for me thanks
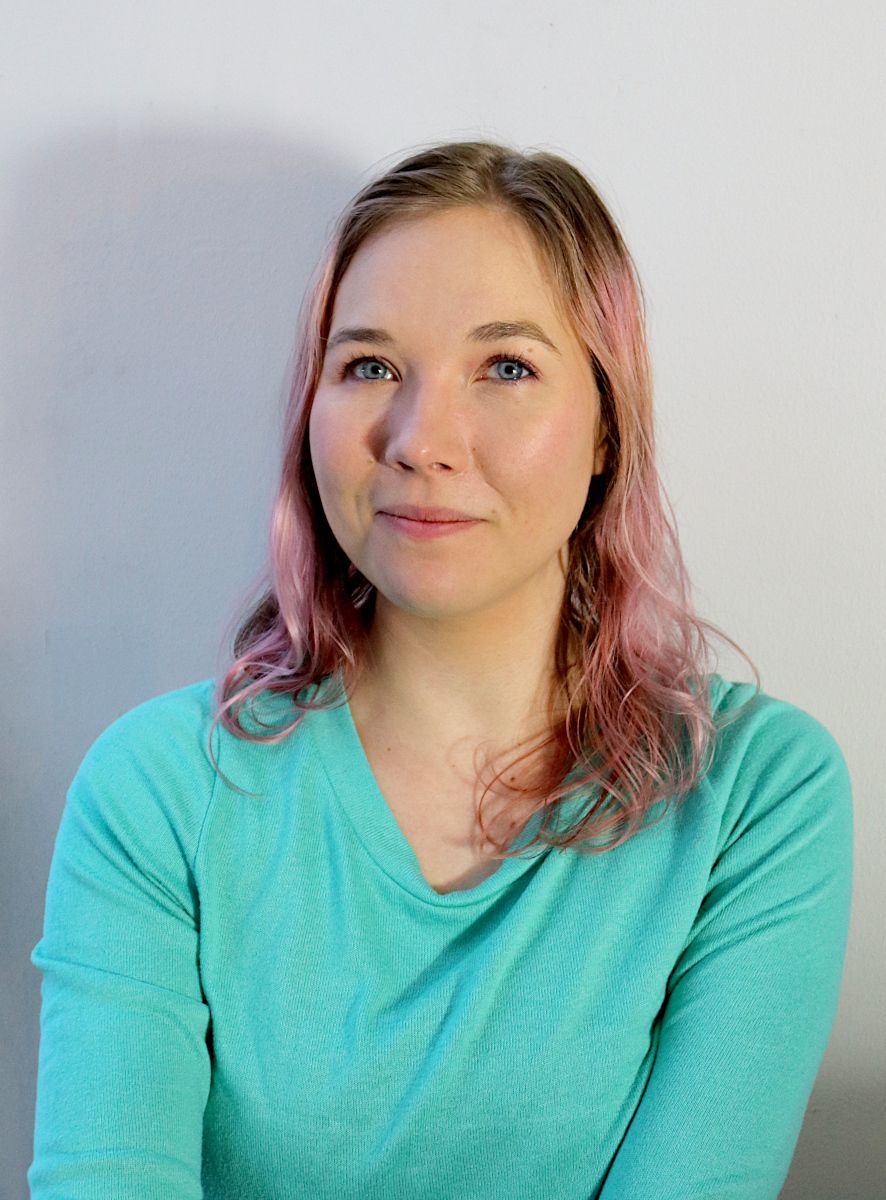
[302,670,551,907]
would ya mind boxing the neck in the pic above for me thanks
[348,588,572,758]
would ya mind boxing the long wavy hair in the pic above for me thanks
[208,138,761,861]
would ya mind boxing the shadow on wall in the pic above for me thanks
[778,1075,884,1199]
[1,122,356,1193]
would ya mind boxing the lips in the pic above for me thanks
[378,504,479,522]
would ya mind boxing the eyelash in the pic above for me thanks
[336,351,539,385]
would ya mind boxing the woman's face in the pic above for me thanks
[308,205,607,624]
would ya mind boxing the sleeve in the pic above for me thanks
[597,702,854,1200]
[27,696,216,1199]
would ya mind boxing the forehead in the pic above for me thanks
[332,207,564,324]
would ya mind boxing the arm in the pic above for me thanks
[28,694,214,1198]
[597,703,853,1200]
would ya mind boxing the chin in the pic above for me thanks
[374,583,489,622]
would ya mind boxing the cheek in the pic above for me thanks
[500,412,594,519]
[309,402,362,495]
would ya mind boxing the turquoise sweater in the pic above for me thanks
[28,672,853,1199]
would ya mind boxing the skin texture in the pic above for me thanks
[308,204,607,762]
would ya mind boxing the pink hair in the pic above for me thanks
[208,139,761,860]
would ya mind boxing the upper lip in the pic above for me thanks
[378,503,480,523]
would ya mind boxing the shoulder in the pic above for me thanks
[707,673,849,770]
[39,679,223,991]
[79,676,218,778]
[702,673,853,848]
[76,676,328,815]
[65,677,221,858]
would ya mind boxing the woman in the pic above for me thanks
[29,140,853,1199]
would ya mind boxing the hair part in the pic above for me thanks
[208,138,761,860]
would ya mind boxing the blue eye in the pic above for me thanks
[337,352,538,385]
[486,353,537,383]
[341,357,394,382]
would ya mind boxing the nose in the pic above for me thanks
[378,373,469,474]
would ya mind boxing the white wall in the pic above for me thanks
[3,3,883,1195]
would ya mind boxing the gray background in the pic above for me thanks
[2,3,883,1196]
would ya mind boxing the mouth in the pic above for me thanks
[381,514,473,524]
[377,504,480,523]
[378,511,483,539]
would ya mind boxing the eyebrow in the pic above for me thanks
[323,320,561,357]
